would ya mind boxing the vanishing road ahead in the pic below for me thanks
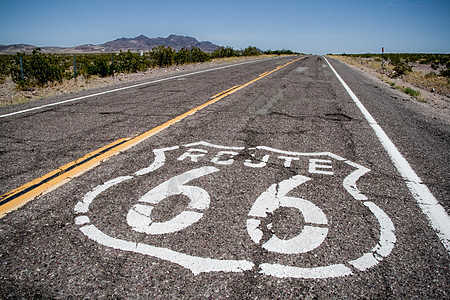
[0,55,449,298]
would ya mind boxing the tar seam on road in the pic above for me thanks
[0,56,287,119]
[0,138,129,217]
[324,56,450,253]
[0,138,128,205]
[0,56,304,218]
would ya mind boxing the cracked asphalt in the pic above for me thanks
[0,55,449,298]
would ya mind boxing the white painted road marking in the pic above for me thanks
[247,175,329,254]
[127,166,219,234]
[75,141,396,278]
[324,56,450,253]
[80,224,255,275]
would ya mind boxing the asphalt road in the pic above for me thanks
[0,55,448,298]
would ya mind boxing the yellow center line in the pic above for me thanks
[0,56,305,217]
[210,85,241,99]
[0,138,129,217]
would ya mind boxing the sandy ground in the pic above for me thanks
[0,55,279,108]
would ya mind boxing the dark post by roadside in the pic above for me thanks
[20,56,24,81]
[381,47,384,73]
[73,54,77,79]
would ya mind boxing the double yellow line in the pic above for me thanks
[0,56,304,217]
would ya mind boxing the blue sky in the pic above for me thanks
[1,0,449,54]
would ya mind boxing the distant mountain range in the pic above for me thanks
[0,34,221,54]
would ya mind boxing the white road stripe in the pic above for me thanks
[0,57,282,119]
[324,56,450,252]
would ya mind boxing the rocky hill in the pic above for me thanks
[0,34,221,54]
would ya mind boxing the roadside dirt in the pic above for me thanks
[329,55,450,116]
[0,55,280,108]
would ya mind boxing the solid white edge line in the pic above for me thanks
[0,56,287,119]
[324,56,450,253]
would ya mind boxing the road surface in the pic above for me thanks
[0,55,448,298]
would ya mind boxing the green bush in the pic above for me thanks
[440,68,450,77]
[0,55,10,84]
[11,48,65,88]
[87,56,113,77]
[242,46,261,56]
[114,50,150,73]
[264,49,297,55]
[390,56,411,76]
[175,48,191,65]
[211,47,240,58]
[174,47,210,64]
[2,44,296,90]
[150,46,175,68]
[190,47,210,63]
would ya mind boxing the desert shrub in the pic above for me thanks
[440,68,450,77]
[211,47,240,58]
[73,54,95,79]
[11,48,65,88]
[150,46,175,67]
[390,56,411,77]
[87,55,113,77]
[114,50,149,73]
[242,46,261,56]
[264,49,298,55]
[190,47,210,63]
[0,55,11,84]
[175,48,191,65]
[2,44,298,90]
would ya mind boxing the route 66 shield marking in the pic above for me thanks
[74,141,395,279]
